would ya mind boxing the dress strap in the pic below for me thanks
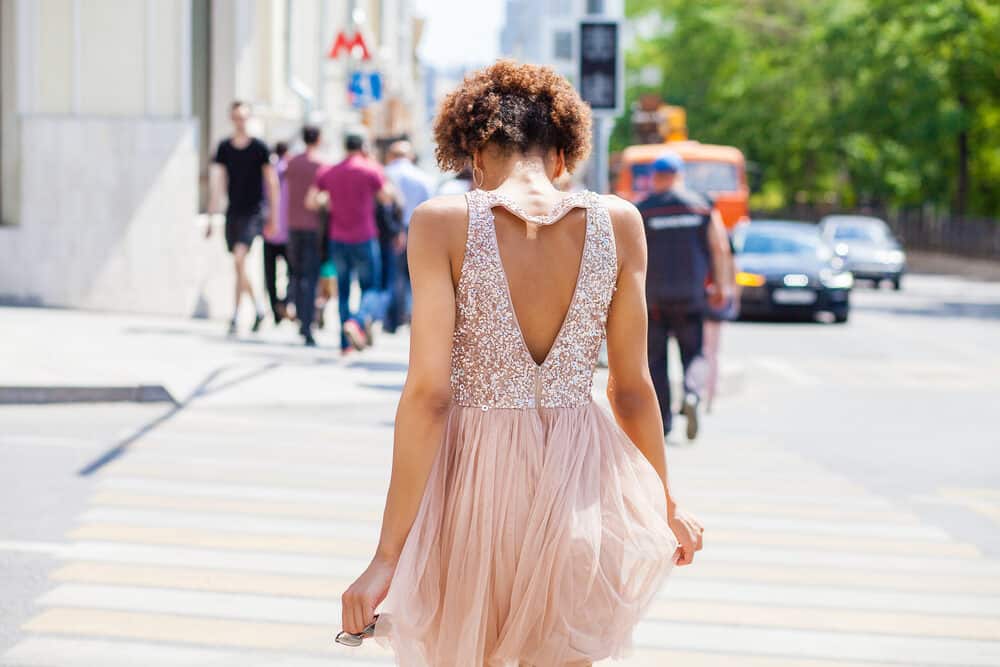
[476,189,598,227]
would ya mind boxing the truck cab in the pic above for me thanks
[615,141,750,230]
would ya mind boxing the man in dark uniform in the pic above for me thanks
[638,152,732,442]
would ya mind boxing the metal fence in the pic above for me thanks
[750,205,1000,260]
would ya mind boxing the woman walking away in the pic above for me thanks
[340,60,704,667]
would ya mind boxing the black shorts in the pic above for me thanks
[224,210,264,252]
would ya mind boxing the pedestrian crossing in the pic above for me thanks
[5,377,1000,665]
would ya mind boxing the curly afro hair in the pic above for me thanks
[433,60,592,173]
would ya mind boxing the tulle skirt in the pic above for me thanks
[375,401,678,666]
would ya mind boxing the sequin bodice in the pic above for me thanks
[450,189,618,409]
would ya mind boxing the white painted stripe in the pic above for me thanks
[99,476,895,511]
[697,513,950,540]
[39,584,340,625]
[632,619,1000,665]
[79,507,379,540]
[98,477,387,507]
[118,453,391,480]
[660,579,1000,616]
[2,637,391,667]
[65,542,357,577]
[698,545,1000,576]
[0,540,71,556]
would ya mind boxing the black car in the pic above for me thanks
[818,215,906,290]
[734,220,853,323]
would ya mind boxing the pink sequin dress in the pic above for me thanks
[376,189,678,666]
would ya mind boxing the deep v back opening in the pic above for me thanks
[484,192,591,368]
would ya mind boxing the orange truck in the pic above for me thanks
[615,140,750,230]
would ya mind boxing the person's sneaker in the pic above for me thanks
[682,393,700,441]
[303,332,317,347]
[343,320,368,351]
[316,307,326,330]
[227,319,238,337]
[251,312,265,333]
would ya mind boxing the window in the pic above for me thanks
[553,31,573,60]
[587,0,605,15]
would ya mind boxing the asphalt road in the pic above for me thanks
[2,272,999,666]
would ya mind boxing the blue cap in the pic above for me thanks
[652,151,684,174]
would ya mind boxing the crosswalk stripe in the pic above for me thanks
[631,619,1000,665]
[78,505,951,542]
[52,559,1000,601]
[98,475,898,510]
[67,521,980,560]
[20,608,381,654]
[603,648,892,667]
[106,459,873,497]
[39,571,1000,631]
[644,598,1000,641]
[89,489,922,525]
[3,637,392,667]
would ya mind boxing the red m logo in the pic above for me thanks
[328,31,371,60]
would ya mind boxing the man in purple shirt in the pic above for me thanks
[307,133,392,352]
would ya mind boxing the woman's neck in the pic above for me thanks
[481,153,556,193]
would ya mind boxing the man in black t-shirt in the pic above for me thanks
[638,152,732,442]
[207,100,280,335]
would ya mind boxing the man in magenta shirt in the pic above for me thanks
[307,133,392,352]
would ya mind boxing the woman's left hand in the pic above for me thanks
[341,554,396,634]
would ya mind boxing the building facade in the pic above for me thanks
[0,0,424,316]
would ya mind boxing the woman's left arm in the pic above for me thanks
[340,200,457,634]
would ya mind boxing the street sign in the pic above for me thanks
[329,31,371,61]
[578,20,622,115]
[348,71,383,109]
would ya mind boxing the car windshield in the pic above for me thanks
[630,159,740,196]
[683,160,739,193]
[832,223,888,243]
[741,229,831,260]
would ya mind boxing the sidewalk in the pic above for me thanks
[0,306,409,407]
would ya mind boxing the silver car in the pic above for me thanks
[818,215,906,290]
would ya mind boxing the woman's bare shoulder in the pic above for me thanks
[598,194,645,249]
[408,195,471,258]
[411,194,470,227]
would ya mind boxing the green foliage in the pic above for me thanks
[621,0,1000,216]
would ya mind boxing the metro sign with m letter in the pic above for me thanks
[329,31,371,60]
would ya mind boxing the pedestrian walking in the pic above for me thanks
[207,101,280,335]
[374,183,406,333]
[262,141,291,325]
[383,140,433,331]
[638,151,733,442]
[284,125,328,347]
[307,133,393,353]
[338,60,702,666]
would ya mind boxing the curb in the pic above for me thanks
[0,385,177,405]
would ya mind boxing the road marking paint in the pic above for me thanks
[38,584,341,625]
[600,647,891,667]
[89,491,385,521]
[2,637,392,667]
[696,513,952,540]
[98,477,387,506]
[644,598,1000,640]
[50,563,350,599]
[659,579,1000,615]
[706,529,979,556]
[78,507,379,539]
[631,618,1000,665]
[0,540,71,556]
[20,608,373,653]
[67,524,376,556]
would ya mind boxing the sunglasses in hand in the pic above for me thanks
[335,614,379,647]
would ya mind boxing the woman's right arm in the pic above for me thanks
[340,199,459,634]
[604,198,704,566]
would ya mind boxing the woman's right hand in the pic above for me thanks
[668,505,704,565]
[341,554,396,635]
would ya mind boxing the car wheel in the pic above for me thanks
[833,306,850,324]
[892,276,902,291]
